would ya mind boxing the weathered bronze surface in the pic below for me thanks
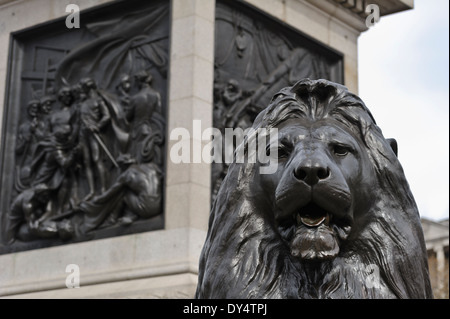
[197,79,433,299]
[0,0,169,254]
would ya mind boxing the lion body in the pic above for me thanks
[196,79,433,299]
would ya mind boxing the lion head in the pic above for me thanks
[196,79,433,299]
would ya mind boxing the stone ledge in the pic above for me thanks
[1,273,198,298]
[0,228,206,297]
[330,0,413,17]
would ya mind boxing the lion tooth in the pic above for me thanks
[296,213,302,225]
[325,213,331,226]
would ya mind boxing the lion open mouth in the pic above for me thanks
[296,202,331,227]
[289,202,351,261]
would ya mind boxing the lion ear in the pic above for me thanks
[387,138,398,157]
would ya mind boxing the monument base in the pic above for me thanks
[0,228,205,298]
[2,273,197,299]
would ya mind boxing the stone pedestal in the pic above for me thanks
[0,0,412,298]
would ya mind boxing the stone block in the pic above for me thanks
[165,182,210,230]
[285,0,329,45]
[0,228,205,297]
[172,0,215,23]
[1,273,198,299]
[328,18,359,60]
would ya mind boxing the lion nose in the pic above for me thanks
[294,160,330,185]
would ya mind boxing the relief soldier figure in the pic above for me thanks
[45,86,80,212]
[39,94,56,138]
[78,77,111,200]
[5,184,51,244]
[15,99,45,191]
[79,153,162,233]
[5,184,73,244]
[126,71,164,164]
[116,74,132,116]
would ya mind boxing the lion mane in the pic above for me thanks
[196,79,432,299]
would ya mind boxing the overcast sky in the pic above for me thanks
[358,0,449,221]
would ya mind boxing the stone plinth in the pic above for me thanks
[0,0,412,298]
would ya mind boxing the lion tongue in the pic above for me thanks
[298,214,327,227]
[297,203,330,227]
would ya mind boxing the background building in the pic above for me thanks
[422,218,449,299]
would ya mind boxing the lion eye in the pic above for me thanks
[333,144,350,156]
[266,143,291,159]
[277,146,291,159]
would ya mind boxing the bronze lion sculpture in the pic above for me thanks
[196,79,432,299]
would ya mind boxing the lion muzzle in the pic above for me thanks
[290,201,351,261]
